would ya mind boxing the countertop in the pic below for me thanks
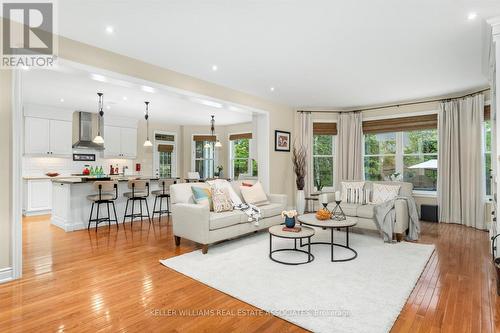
[51,176,180,184]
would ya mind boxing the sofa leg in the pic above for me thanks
[395,233,403,242]
[201,244,208,254]
[174,236,181,246]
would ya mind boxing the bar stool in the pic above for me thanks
[152,179,176,222]
[123,180,151,227]
[87,181,119,232]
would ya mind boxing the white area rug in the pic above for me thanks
[160,229,434,333]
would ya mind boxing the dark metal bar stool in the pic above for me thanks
[123,180,151,227]
[87,181,119,232]
[152,179,176,222]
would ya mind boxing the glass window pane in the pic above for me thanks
[195,141,204,158]
[233,139,250,158]
[313,156,334,188]
[233,159,249,178]
[313,135,333,155]
[486,152,491,195]
[364,133,396,155]
[486,120,491,152]
[159,151,172,178]
[252,159,258,177]
[403,155,437,191]
[403,129,438,154]
[364,155,396,181]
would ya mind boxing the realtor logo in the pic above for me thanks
[1,1,57,68]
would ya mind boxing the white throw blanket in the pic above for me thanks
[234,203,261,226]
[374,196,420,243]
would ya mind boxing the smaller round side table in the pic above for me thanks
[268,225,315,265]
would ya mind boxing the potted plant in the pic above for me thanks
[215,165,223,178]
[292,145,307,215]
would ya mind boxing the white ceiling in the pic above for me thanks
[22,65,253,125]
[54,0,500,109]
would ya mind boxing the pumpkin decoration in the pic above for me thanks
[315,208,331,220]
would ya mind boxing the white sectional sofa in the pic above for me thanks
[170,180,287,253]
[327,181,413,241]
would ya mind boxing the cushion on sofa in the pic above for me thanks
[207,179,242,205]
[258,203,284,218]
[356,204,376,219]
[192,186,213,210]
[240,182,269,206]
[170,183,209,204]
[372,183,401,204]
[209,211,244,230]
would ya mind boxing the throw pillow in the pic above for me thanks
[207,179,242,205]
[371,183,401,204]
[191,186,213,210]
[241,182,253,187]
[211,187,233,213]
[240,181,269,206]
[341,181,365,204]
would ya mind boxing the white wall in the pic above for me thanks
[0,70,11,271]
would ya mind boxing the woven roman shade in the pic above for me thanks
[193,135,216,142]
[229,133,253,140]
[485,105,491,120]
[158,144,174,153]
[362,114,437,134]
[313,122,337,135]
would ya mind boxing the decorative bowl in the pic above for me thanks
[315,208,331,220]
[45,172,60,177]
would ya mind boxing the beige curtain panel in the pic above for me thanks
[158,144,174,152]
[438,94,485,229]
[193,135,216,142]
[335,111,363,189]
[229,133,253,140]
[298,112,313,196]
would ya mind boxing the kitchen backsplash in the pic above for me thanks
[23,156,136,177]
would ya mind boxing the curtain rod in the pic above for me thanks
[297,87,490,114]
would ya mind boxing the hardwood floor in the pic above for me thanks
[0,216,498,332]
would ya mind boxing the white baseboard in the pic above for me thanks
[0,267,13,284]
[23,209,52,216]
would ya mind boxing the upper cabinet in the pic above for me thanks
[25,117,72,156]
[103,125,137,159]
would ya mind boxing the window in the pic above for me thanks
[363,128,438,191]
[363,132,396,181]
[154,132,176,178]
[485,120,492,196]
[402,130,438,191]
[229,134,257,179]
[193,139,216,178]
[313,135,335,190]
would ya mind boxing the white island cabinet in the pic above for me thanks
[51,179,161,232]
[23,178,52,216]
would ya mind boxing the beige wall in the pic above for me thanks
[0,70,12,269]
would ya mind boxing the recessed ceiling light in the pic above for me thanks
[141,85,156,93]
[105,26,114,34]
[211,65,218,71]
[468,12,477,20]
[90,73,107,82]
[122,96,128,101]
[106,105,111,110]
[270,87,275,92]
[60,98,64,102]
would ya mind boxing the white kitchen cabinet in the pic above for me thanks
[24,117,72,156]
[25,117,50,155]
[49,120,73,155]
[103,125,137,158]
[120,127,138,158]
[23,179,52,215]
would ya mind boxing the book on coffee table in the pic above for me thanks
[282,226,302,232]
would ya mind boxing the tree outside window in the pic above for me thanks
[363,132,396,181]
[230,138,258,179]
[485,120,492,196]
[313,134,335,190]
[402,129,438,191]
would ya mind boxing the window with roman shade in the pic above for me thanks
[312,122,337,190]
[229,133,257,178]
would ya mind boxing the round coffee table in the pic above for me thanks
[297,214,358,262]
[268,225,315,265]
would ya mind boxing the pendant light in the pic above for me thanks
[93,92,104,144]
[143,101,153,147]
[205,115,222,149]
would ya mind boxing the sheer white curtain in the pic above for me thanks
[438,94,485,229]
[335,111,363,190]
[298,111,313,196]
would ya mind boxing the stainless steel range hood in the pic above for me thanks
[72,111,104,150]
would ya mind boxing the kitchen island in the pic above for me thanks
[51,177,175,231]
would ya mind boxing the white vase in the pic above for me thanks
[296,190,305,215]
